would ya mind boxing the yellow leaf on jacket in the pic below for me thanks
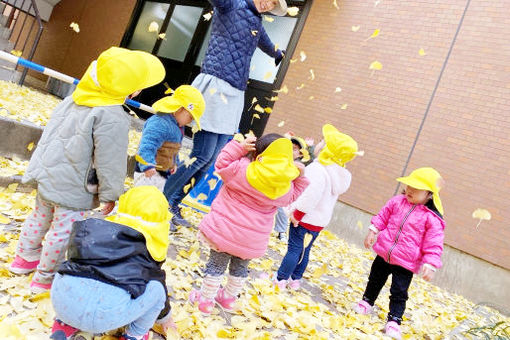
[264,107,272,114]
[419,48,426,56]
[254,104,264,113]
[263,15,274,22]
[209,88,217,96]
[351,25,360,32]
[253,113,261,119]
[287,7,299,16]
[369,60,383,70]
[148,21,159,33]
[251,30,258,36]
[268,96,279,101]
[196,193,208,201]
[27,142,34,151]
[208,178,218,190]
[190,177,196,187]
[263,71,272,80]
[233,133,244,143]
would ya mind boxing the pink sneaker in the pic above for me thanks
[9,255,39,274]
[215,288,236,313]
[50,319,78,339]
[288,278,301,290]
[384,321,402,339]
[30,281,52,294]
[354,300,373,315]
[273,278,287,291]
[189,289,214,315]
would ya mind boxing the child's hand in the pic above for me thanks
[420,265,436,281]
[145,168,157,178]
[364,230,377,249]
[170,165,177,175]
[241,136,257,153]
[289,214,299,227]
[295,162,305,176]
[155,316,177,334]
[101,201,115,215]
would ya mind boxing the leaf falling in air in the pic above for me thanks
[220,93,228,104]
[351,25,360,32]
[309,96,315,100]
[277,121,285,127]
[263,15,274,22]
[332,0,340,9]
[209,88,217,96]
[472,208,491,230]
[203,11,213,21]
[300,51,307,62]
[26,142,34,151]
[287,7,299,16]
[148,21,159,33]
[340,104,348,110]
[309,69,315,80]
[158,33,166,40]
[357,220,363,230]
[335,87,342,93]
[369,60,383,72]
[419,48,426,56]
[274,43,279,52]
[251,30,258,36]
[10,50,22,57]
[254,104,265,113]
[296,83,305,90]
[69,22,80,33]
[365,28,380,41]
[190,177,196,187]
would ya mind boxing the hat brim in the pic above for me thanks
[152,96,201,130]
[270,0,288,16]
[131,51,166,90]
[396,176,431,192]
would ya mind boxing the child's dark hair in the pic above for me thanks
[400,188,442,218]
[255,133,283,157]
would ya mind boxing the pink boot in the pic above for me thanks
[354,300,373,315]
[288,278,301,290]
[9,255,39,274]
[189,289,214,315]
[30,281,52,294]
[215,288,236,313]
[384,321,402,339]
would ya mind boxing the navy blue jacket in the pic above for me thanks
[201,0,283,90]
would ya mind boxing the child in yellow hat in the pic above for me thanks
[355,167,445,340]
[189,134,310,315]
[134,86,205,219]
[9,47,165,293]
[50,186,174,340]
[274,124,360,290]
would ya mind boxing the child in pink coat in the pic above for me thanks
[355,167,446,340]
[189,133,309,315]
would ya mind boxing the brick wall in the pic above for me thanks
[266,0,510,269]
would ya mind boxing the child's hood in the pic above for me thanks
[72,47,165,107]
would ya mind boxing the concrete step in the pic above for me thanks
[0,15,9,27]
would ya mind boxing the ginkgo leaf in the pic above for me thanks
[203,11,213,21]
[311,263,328,279]
[207,178,218,191]
[148,21,159,33]
[287,7,299,16]
[183,157,197,168]
[196,193,208,201]
[296,83,305,90]
[472,208,491,230]
[300,51,307,62]
[264,107,272,114]
[263,15,274,22]
[253,113,261,119]
[309,96,314,100]
[419,48,426,56]
[351,25,360,32]
[251,30,258,36]
[27,142,34,151]
[335,87,342,93]
[7,183,18,193]
[69,22,80,33]
[254,104,264,113]
[252,97,258,104]
[10,50,22,57]
[274,85,288,94]
[333,0,340,9]
[340,104,348,110]
[220,93,228,104]
[277,121,285,127]
[309,69,315,80]
[354,150,365,156]
[158,33,166,40]
[369,60,383,70]
[209,88,217,95]
[366,28,380,40]
[190,177,196,187]
[183,183,191,194]
[0,214,11,224]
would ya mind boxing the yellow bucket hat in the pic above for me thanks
[246,138,300,199]
[73,47,165,107]
[397,167,444,215]
[318,124,358,167]
[152,85,205,130]
[105,186,172,262]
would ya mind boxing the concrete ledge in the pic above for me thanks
[329,201,510,313]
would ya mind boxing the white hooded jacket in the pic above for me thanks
[291,160,351,228]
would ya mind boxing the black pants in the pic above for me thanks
[362,255,413,324]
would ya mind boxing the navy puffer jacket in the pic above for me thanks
[201,0,283,90]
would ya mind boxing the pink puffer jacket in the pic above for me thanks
[199,140,310,260]
[371,195,445,273]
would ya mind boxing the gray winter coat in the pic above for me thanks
[23,96,130,210]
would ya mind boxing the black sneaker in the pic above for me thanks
[170,205,193,228]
